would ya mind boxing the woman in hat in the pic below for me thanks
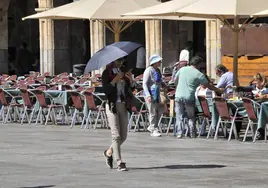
[143,54,165,137]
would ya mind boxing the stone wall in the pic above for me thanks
[0,0,10,74]
[162,20,193,68]
[53,0,85,74]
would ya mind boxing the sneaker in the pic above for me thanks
[103,150,113,169]
[190,132,196,138]
[256,132,264,140]
[177,134,183,138]
[151,130,161,137]
[117,162,127,171]
[147,126,154,133]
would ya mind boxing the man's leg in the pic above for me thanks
[185,101,197,138]
[175,100,185,137]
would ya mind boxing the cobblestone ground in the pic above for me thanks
[0,124,268,188]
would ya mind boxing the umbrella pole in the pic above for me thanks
[233,16,239,86]
[114,21,120,42]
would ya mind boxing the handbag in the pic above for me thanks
[150,68,169,104]
[159,87,169,104]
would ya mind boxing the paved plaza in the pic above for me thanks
[1,124,268,188]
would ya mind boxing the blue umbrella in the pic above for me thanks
[84,41,142,73]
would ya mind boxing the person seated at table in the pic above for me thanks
[235,73,268,98]
[215,64,234,94]
[195,75,215,99]
[249,73,268,97]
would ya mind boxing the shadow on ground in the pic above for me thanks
[18,185,55,188]
[129,164,226,170]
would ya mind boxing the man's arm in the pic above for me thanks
[205,83,224,95]
[174,70,180,86]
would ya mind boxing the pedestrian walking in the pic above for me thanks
[102,58,136,171]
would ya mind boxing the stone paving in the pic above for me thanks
[1,124,268,188]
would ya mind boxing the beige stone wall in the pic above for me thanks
[206,19,222,80]
[162,20,194,68]
[145,20,162,67]
[0,0,10,74]
[38,0,54,74]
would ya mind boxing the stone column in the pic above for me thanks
[145,20,162,67]
[90,20,105,74]
[36,0,54,75]
[0,0,10,74]
[206,19,222,80]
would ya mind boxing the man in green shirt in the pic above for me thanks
[174,56,222,138]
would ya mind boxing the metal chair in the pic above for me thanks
[31,89,68,126]
[241,98,261,142]
[128,96,147,132]
[0,88,22,123]
[83,91,107,129]
[68,91,85,128]
[214,97,244,141]
[197,96,213,138]
[20,89,37,125]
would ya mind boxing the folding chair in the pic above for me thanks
[197,96,213,138]
[0,88,22,123]
[8,75,17,82]
[83,73,90,78]
[48,85,58,90]
[43,72,50,77]
[158,90,176,135]
[214,97,243,141]
[20,89,37,125]
[241,98,261,142]
[32,90,68,126]
[58,72,68,78]
[68,91,85,128]
[158,103,174,135]
[76,86,85,92]
[36,76,45,83]
[62,84,73,91]
[83,91,106,129]
[128,96,147,132]
[78,78,88,84]
[66,80,75,85]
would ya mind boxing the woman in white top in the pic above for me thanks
[195,76,215,99]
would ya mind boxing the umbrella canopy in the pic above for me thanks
[84,41,142,73]
[22,0,206,21]
[22,0,209,42]
[123,0,268,86]
[123,0,267,18]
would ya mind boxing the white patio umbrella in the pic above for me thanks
[22,0,206,42]
[123,0,268,86]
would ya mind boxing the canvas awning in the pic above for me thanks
[23,0,210,42]
[123,0,268,86]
